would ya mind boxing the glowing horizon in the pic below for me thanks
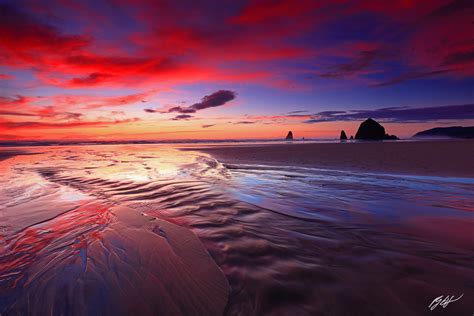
[1,0,473,141]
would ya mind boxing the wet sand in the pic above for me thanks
[192,140,474,177]
[0,150,40,161]
[1,202,229,315]
[1,145,473,315]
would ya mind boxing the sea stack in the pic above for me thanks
[355,118,398,140]
[285,131,293,140]
[340,130,348,140]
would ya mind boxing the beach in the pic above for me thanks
[0,143,473,315]
[192,139,474,177]
[3,1,473,314]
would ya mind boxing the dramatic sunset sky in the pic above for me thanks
[1,0,473,141]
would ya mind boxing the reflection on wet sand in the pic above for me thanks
[1,201,228,315]
[0,145,473,315]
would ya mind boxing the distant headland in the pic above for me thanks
[413,126,474,139]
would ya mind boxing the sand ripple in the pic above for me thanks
[1,145,473,315]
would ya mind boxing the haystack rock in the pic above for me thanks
[355,118,398,140]
[340,130,347,140]
[285,131,293,140]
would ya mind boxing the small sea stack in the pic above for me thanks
[340,130,347,140]
[355,118,398,140]
[285,131,293,140]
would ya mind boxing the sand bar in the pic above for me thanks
[191,140,474,178]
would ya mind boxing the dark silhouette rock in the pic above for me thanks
[355,118,398,140]
[355,118,384,140]
[285,131,293,140]
[384,134,398,140]
[340,130,347,140]
[413,126,474,139]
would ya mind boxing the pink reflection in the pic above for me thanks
[0,202,111,291]
[402,216,474,250]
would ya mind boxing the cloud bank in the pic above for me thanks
[304,104,474,123]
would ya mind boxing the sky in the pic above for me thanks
[0,0,473,141]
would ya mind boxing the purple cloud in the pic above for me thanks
[234,121,256,124]
[172,114,193,120]
[287,110,308,114]
[372,69,452,87]
[319,50,386,79]
[191,90,236,111]
[442,50,474,66]
[168,106,197,113]
[304,104,474,123]
[144,90,236,116]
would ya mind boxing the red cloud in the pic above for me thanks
[68,72,115,86]
[404,0,474,77]
[64,54,170,73]
[0,1,325,90]
[0,95,39,106]
[0,0,472,120]
[0,92,154,113]
[0,118,140,131]
[232,0,322,24]
[48,91,156,110]
[0,95,82,120]
[0,95,44,113]
[82,93,152,109]
[0,73,13,79]
[0,4,90,67]
[0,110,36,117]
